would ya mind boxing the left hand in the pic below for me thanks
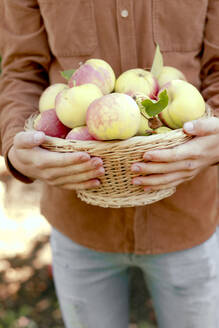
[131,117,219,192]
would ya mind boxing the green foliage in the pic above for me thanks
[0,306,37,328]
[138,322,157,328]
[60,69,76,81]
[150,43,163,78]
[141,89,169,117]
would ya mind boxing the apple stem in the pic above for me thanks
[140,111,149,120]
[148,117,163,129]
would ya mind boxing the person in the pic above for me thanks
[0,1,219,327]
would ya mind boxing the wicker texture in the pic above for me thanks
[25,114,194,208]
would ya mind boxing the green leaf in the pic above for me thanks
[150,43,163,78]
[141,89,169,117]
[138,321,157,328]
[60,69,76,81]
[19,305,32,316]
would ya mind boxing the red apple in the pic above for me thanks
[34,108,70,138]
[69,58,116,95]
[86,93,141,140]
[66,126,96,140]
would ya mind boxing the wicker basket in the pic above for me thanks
[25,106,211,208]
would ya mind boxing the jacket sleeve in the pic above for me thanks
[0,0,51,181]
[200,0,219,116]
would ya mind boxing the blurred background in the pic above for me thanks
[0,156,157,328]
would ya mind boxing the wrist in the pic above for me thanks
[6,146,34,184]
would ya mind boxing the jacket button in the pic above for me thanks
[121,9,129,18]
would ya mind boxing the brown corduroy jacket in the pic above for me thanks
[0,0,219,254]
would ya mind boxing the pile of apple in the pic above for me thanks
[34,46,206,141]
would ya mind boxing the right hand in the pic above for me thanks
[8,131,105,190]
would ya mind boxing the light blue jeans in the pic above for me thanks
[50,227,219,328]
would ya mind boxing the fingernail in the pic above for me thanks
[184,121,194,133]
[92,158,102,167]
[144,153,152,160]
[133,178,141,185]
[131,165,141,172]
[98,167,105,174]
[79,154,90,161]
[34,132,44,143]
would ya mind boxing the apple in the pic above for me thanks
[136,116,165,135]
[132,94,152,136]
[159,79,206,129]
[136,115,153,135]
[154,126,172,134]
[86,93,141,140]
[39,83,69,112]
[68,58,116,95]
[34,108,70,138]
[55,83,103,129]
[66,126,96,140]
[132,93,151,117]
[132,93,160,135]
[157,66,186,88]
[115,68,159,99]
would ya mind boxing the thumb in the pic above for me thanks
[14,131,46,149]
[183,117,219,136]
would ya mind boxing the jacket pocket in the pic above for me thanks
[152,0,208,52]
[38,0,97,57]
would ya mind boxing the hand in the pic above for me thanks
[131,117,219,192]
[8,131,105,190]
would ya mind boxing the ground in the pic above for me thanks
[0,156,157,328]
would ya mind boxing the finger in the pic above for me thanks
[65,157,104,174]
[59,179,101,190]
[31,147,91,168]
[143,176,193,192]
[132,170,197,187]
[183,117,219,136]
[131,159,198,175]
[143,146,190,162]
[42,157,104,179]
[46,166,105,186]
[14,131,46,149]
[143,138,203,162]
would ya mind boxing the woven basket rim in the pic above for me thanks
[25,102,212,149]
[25,113,189,150]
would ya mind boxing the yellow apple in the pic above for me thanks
[157,66,186,88]
[39,83,69,112]
[131,93,153,135]
[159,80,206,129]
[55,83,103,128]
[154,126,172,134]
[115,68,159,98]
[135,115,152,135]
